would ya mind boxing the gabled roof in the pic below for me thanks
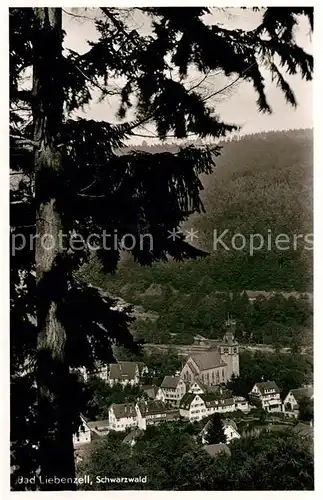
[190,350,226,371]
[110,402,137,419]
[201,418,238,436]
[138,400,168,416]
[204,398,234,409]
[202,391,234,408]
[204,388,232,400]
[142,385,159,398]
[254,381,280,394]
[161,375,181,389]
[222,419,238,432]
[290,387,313,403]
[179,392,199,409]
[109,362,139,380]
[203,443,231,458]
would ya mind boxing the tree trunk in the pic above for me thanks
[33,8,76,490]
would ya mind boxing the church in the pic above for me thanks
[180,319,240,386]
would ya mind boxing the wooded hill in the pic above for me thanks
[82,129,313,346]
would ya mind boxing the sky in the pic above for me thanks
[62,7,313,144]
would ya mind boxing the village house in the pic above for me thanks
[108,402,138,431]
[222,419,241,442]
[283,386,313,417]
[234,396,249,412]
[142,384,159,400]
[179,389,235,421]
[180,319,239,386]
[108,361,148,387]
[156,376,187,406]
[249,381,282,413]
[73,415,92,447]
[179,393,206,421]
[77,362,108,383]
[203,390,236,415]
[136,400,180,430]
[73,414,111,447]
[200,418,241,444]
[77,360,148,385]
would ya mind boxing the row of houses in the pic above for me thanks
[73,399,181,447]
[144,373,313,419]
[249,382,313,417]
[74,379,313,450]
[74,381,249,447]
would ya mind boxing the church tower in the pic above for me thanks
[218,317,240,381]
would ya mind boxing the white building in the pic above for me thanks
[179,393,207,421]
[223,419,241,443]
[283,386,313,418]
[179,389,235,422]
[108,403,138,431]
[108,362,148,387]
[201,418,241,444]
[234,396,249,412]
[73,415,91,447]
[156,376,187,406]
[249,381,282,413]
[78,361,148,386]
[136,400,180,430]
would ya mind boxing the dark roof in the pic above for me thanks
[138,400,168,416]
[110,403,137,419]
[109,362,139,380]
[204,388,232,399]
[290,387,313,403]
[161,375,181,389]
[190,351,226,371]
[203,444,231,458]
[293,422,314,439]
[202,391,234,408]
[179,393,199,409]
[254,381,280,394]
[142,385,158,398]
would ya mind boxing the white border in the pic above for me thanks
[1,1,321,498]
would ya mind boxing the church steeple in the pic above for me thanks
[219,316,240,378]
[223,315,237,344]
